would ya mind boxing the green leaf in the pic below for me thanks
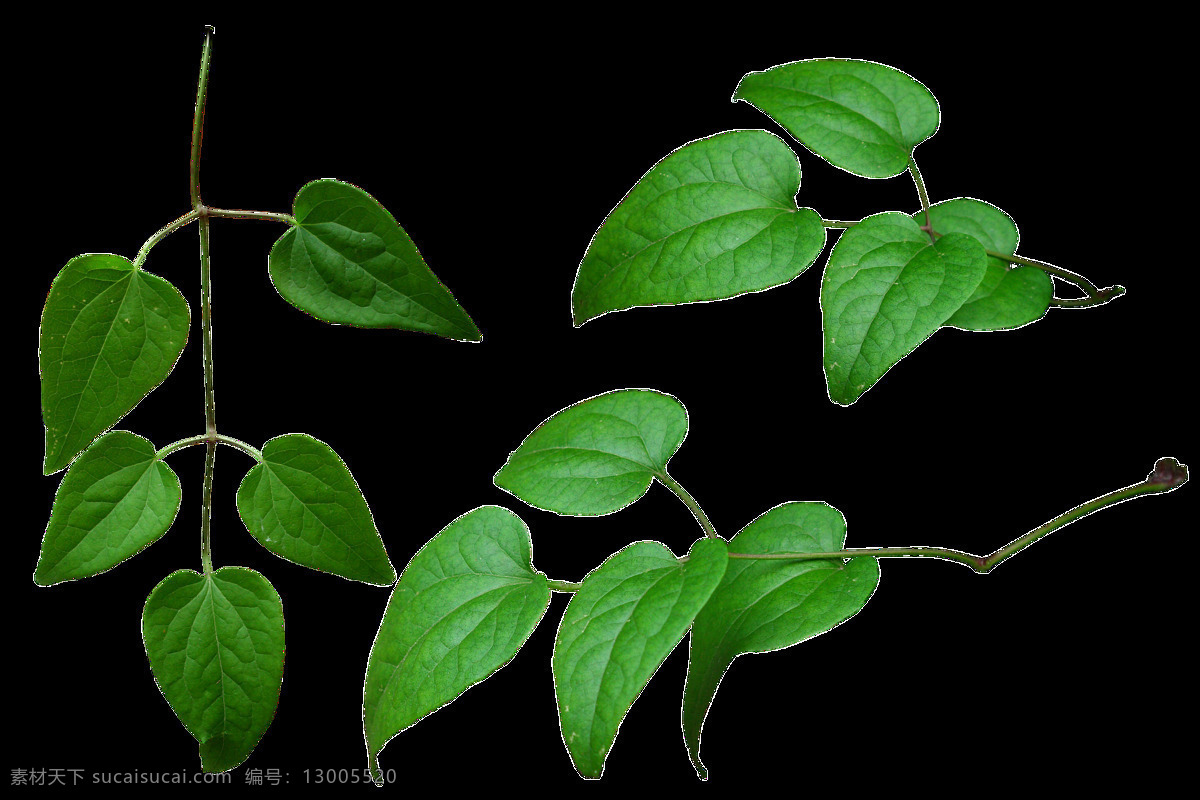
[142,567,285,773]
[35,431,181,586]
[682,502,879,779]
[268,179,480,341]
[494,389,689,516]
[554,537,727,778]
[821,212,987,405]
[734,59,940,179]
[363,506,550,780]
[40,254,190,474]
[571,130,826,325]
[914,199,1052,331]
[236,434,396,586]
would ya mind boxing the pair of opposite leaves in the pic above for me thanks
[570,58,1054,405]
[39,178,480,476]
[364,389,880,780]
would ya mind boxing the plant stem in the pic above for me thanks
[820,218,858,229]
[657,472,720,539]
[192,26,217,576]
[547,579,582,593]
[133,210,199,267]
[189,27,214,209]
[155,433,263,462]
[981,248,1104,296]
[908,156,933,241]
[728,458,1187,572]
[1049,286,1127,308]
[206,207,297,225]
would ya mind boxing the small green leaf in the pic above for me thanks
[40,254,190,474]
[554,537,727,778]
[494,389,689,516]
[915,199,1052,331]
[35,431,181,586]
[734,59,939,179]
[682,503,879,779]
[268,179,480,341]
[822,212,987,405]
[571,130,826,325]
[236,434,396,586]
[142,567,285,773]
[363,506,550,780]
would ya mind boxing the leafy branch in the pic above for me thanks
[569,59,1127,405]
[35,27,478,772]
[362,390,1187,781]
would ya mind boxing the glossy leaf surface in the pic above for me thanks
[822,212,987,404]
[682,503,879,778]
[236,434,395,586]
[268,179,480,340]
[35,431,181,586]
[917,199,1052,331]
[571,130,826,325]
[40,254,190,474]
[734,59,939,179]
[363,506,550,779]
[494,389,689,515]
[554,538,727,778]
[142,567,285,773]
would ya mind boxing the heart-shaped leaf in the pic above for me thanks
[363,506,550,781]
[494,389,689,516]
[268,179,480,341]
[734,59,940,179]
[142,567,285,773]
[821,212,987,404]
[554,537,727,778]
[236,434,396,586]
[682,502,879,778]
[571,130,826,325]
[40,254,190,474]
[35,431,181,586]
[916,199,1052,331]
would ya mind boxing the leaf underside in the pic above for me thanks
[554,537,728,778]
[363,506,550,780]
[571,130,826,325]
[682,502,879,778]
[236,434,396,586]
[734,58,940,179]
[142,567,285,773]
[821,212,987,405]
[268,179,479,341]
[35,431,181,586]
[494,389,689,516]
[917,199,1052,331]
[40,254,190,474]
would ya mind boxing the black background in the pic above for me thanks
[11,14,1192,795]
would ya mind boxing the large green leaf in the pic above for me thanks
[915,199,1052,331]
[682,502,879,779]
[571,130,826,325]
[554,537,727,778]
[35,431,181,586]
[40,254,190,474]
[494,389,689,515]
[734,59,939,179]
[142,567,285,773]
[363,506,550,780]
[235,434,395,586]
[821,212,987,405]
[268,179,480,340]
